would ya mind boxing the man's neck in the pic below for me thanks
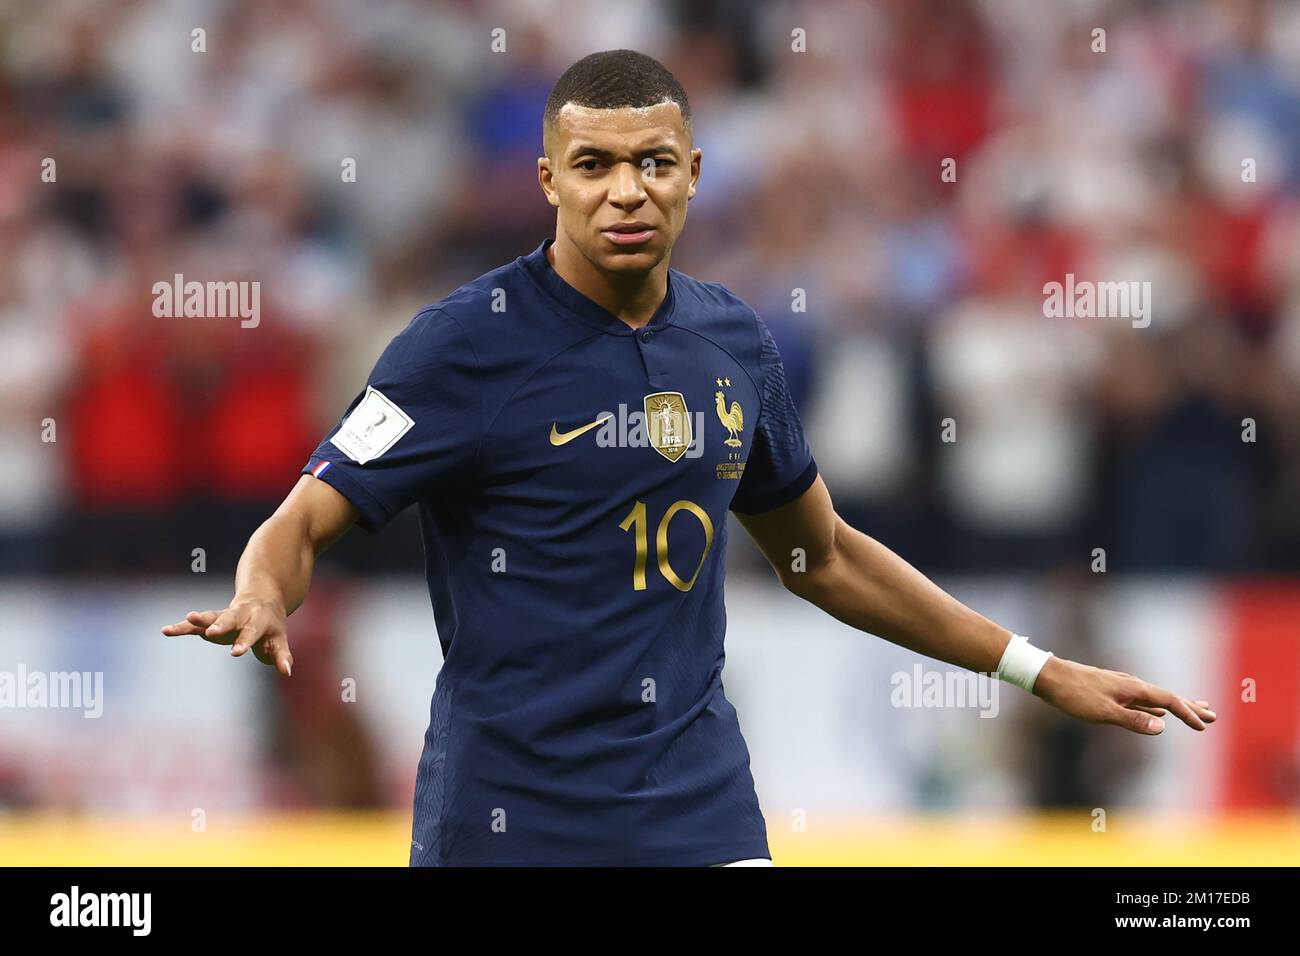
[547,236,668,331]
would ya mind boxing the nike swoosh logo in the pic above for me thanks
[550,415,612,446]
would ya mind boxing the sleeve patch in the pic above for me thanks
[329,386,416,464]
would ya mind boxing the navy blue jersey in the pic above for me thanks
[301,238,817,865]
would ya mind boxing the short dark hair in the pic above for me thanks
[543,49,691,149]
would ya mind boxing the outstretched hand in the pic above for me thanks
[162,599,294,677]
[1032,657,1215,734]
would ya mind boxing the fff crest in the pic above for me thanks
[643,391,692,462]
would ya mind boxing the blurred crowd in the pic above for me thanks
[2,0,1300,576]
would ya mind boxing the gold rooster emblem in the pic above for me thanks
[715,388,744,447]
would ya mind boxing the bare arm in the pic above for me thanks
[736,475,1216,735]
[161,475,359,676]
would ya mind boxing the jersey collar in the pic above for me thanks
[521,237,677,336]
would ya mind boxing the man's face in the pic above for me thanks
[539,101,701,274]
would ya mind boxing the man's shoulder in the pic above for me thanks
[396,254,546,360]
[672,268,757,319]
[438,255,527,317]
[670,267,765,359]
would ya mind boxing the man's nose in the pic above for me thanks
[608,161,648,206]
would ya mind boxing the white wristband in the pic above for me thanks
[996,633,1053,692]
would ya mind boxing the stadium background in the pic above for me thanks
[1,0,1298,865]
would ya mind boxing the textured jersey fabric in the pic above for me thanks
[301,238,817,865]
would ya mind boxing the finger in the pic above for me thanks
[254,634,293,676]
[1133,687,1206,731]
[1129,705,1167,717]
[1164,696,1207,731]
[230,621,266,657]
[273,641,293,678]
[161,610,220,637]
[250,632,278,664]
[1115,707,1164,735]
[1191,700,1217,721]
[205,610,245,645]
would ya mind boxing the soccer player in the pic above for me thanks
[162,50,1216,867]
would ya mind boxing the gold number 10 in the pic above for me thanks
[618,499,715,592]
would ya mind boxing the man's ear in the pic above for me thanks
[687,146,701,200]
[538,157,560,208]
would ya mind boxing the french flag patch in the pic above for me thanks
[311,460,331,478]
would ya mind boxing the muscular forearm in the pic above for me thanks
[163,478,356,676]
[233,511,317,617]
[743,481,1215,734]
[788,517,1012,674]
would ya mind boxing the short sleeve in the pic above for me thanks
[729,314,818,515]
[301,307,480,532]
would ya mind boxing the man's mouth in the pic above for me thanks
[601,222,656,245]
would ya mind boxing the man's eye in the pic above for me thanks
[578,160,601,171]
[653,158,674,167]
